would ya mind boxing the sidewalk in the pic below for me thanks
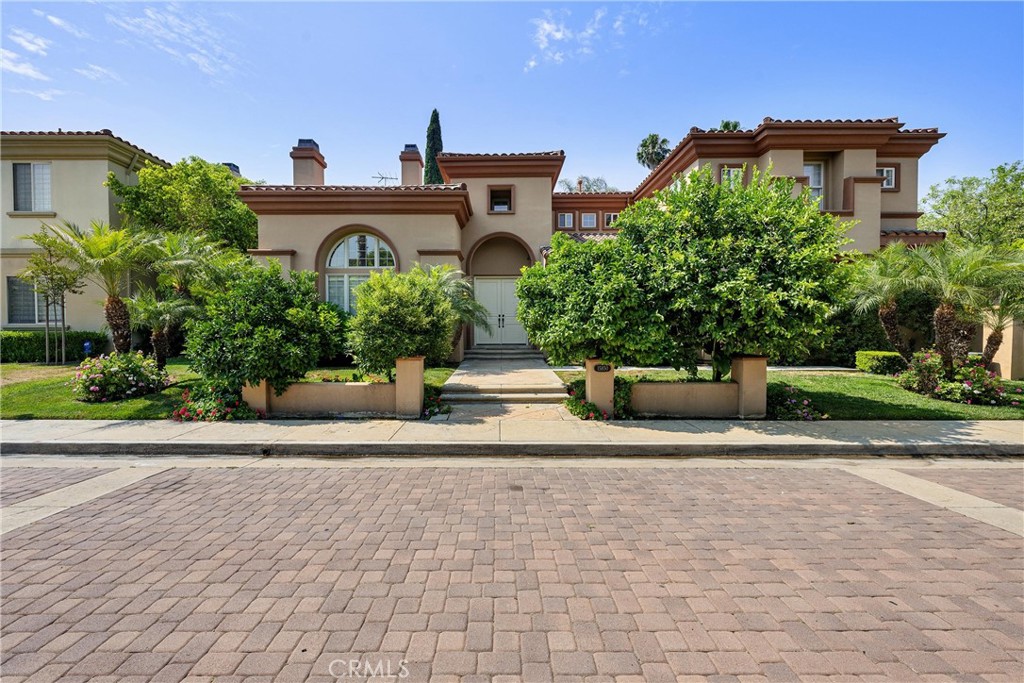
[2,414,1021,457]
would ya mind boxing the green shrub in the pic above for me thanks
[564,377,636,420]
[185,261,344,393]
[897,350,945,395]
[68,351,168,402]
[899,352,1024,407]
[171,383,264,421]
[0,330,109,363]
[346,268,458,377]
[855,351,908,375]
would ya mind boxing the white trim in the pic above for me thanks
[876,166,896,189]
[557,212,574,229]
[581,212,597,229]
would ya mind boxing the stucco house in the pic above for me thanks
[0,130,169,333]
[240,117,947,358]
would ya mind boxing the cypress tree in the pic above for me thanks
[424,109,444,185]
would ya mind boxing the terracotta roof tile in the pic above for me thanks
[0,129,169,165]
[880,228,946,236]
[552,191,633,197]
[436,151,565,158]
[239,183,467,193]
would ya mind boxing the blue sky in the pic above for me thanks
[2,1,1021,194]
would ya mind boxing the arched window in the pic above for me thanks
[324,233,395,313]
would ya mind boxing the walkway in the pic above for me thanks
[440,353,566,405]
[1,456,1022,681]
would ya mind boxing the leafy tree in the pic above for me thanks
[636,133,670,170]
[517,233,681,367]
[919,161,1024,248]
[346,267,458,377]
[556,175,618,193]
[106,157,259,251]
[18,225,88,364]
[185,261,344,393]
[424,109,444,185]
[49,221,155,353]
[126,288,195,370]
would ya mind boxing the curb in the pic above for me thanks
[3,441,1022,458]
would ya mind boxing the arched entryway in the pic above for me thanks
[467,234,534,346]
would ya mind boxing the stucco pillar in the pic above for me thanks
[585,358,615,419]
[731,356,767,419]
[242,381,272,415]
[395,356,425,419]
[985,319,1024,380]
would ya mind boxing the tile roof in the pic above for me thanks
[0,129,169,165]
[437,151,564,158]
[880,228,946,236]
[239,184,468,193]
[552,191,633,197]
[541,232,620,253]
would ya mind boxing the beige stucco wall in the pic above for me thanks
[456,176,553,266]
[631,382,740,418]
[758,149,803,179]
[878,156,921,215]
[470,236,532,276]
[0,253,111,332]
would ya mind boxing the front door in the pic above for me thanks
[474,277,527,346]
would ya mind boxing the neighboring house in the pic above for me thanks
[0,130,169,333]
[239,117,946,357]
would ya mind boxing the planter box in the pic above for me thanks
[242,357,425,419]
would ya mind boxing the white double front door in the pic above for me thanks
[474,277,527,346]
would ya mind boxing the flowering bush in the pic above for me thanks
[767,384,830,420]
[422,386,451,419]
[898,351,1022,407]
[172,383,264,421]
[564,378,635,420]
[897,350,945,395]
[69,352,168,403]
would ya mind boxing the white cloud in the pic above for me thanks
[524,7,620,72]
[74,63,122,82]
[106,4,239,78]
[10,88,69,101]
[8,28,52,56]
[33,10,90,39]
[0,48,50,81]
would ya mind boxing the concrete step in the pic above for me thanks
[443,384,566,395]
[441,392,566,404]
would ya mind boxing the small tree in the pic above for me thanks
[919,161,1024,248]
[419,264,491,350]
[185,261,344,393]
[424,109,444,185]
[19,226,88,364]
[346,267,458,377]
[107,157,259,251]
[126,288,195,370]
[850,244,917,361]
[636,133,670,170]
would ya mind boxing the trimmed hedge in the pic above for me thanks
[855,350,908,375]
[0,330,109,363]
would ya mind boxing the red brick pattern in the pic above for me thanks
[0,467,113,506]
[898,468,1024,510]
[1,466,1022,681]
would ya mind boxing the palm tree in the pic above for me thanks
[49,220,155,353]
[850,243,916,361]
[977,253,1024,367]
[557,175,616,193]
[636,133,670,170]
[152,232,221,299]
[415,264,491,349]
[713,119,741,131]
[126,288,195,369]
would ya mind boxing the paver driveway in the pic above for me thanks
[1,459,1022,682]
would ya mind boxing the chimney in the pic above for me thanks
[222,162,240,178]
[290,138,326,185]
[400,144,424,185]
[577,178,584,193]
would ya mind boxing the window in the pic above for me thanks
[12,162,52,212]
[488,186,514,213]
[876,166,897,190]
[721,166,744,187]
[6,277,61,324]
[557,212,574,229]
[581,213,597,229]
[604,212,619,229]
[325,233,395,313]
[803,162,824,202]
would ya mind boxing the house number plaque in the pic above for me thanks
[594,364,611,373]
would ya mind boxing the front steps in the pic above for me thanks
[442,346,566,405]
[463,346,546,362]
[441,385,566,404]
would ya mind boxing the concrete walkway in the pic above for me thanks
[1,418,1021,457]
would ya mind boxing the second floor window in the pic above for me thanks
[581,213,597,229]
[557,212,574,229]
[876,166,897,190]
[803,162,824,202]
[604,212,619,228]
[489,186,513,213]
[13,162,52,212]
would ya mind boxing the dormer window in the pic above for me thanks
[488,186,514,214]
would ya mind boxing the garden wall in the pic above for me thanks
[242,357,424,418]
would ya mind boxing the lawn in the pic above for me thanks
[302,365,456,392]
[0,361,457,420]
[554,369,1024,420]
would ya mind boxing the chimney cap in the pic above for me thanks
[222,162,240,176]
[296,138,319,150]
[403,143,419,153]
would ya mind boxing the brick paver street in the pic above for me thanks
[0,467,113,506]
[897,468,1024,511]
[1,459,1022,682]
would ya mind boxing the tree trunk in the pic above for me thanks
[152,328,169,370]
[60,295,67,364]
[933,301,962,379]
[877,298,911,361]
[43,295,50,365]
[105,295,132,353]
[981,326,1004,368]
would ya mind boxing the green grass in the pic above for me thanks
[0,360,458,420]
[0,359,200,420]
[302,365,456,391]
[555,369,1024,420]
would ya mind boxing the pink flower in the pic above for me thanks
[89,386,99,392]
